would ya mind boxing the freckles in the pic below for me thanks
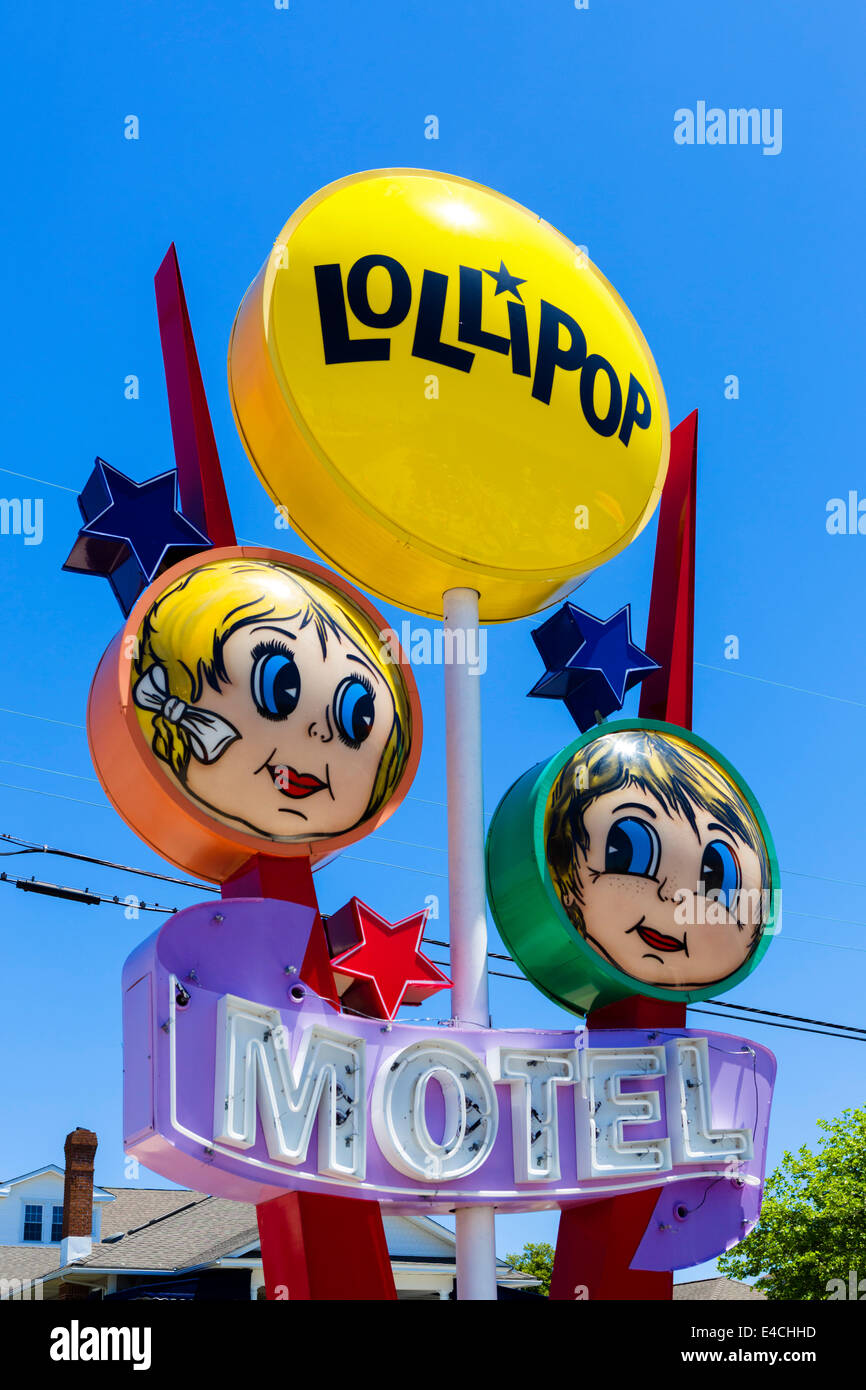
[596,876,652,906]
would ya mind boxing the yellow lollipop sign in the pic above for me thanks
[229,169,669,621]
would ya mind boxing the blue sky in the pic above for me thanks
[1,1,864,1278]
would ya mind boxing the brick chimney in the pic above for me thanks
[58,1127,97,1297]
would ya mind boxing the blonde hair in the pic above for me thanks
[133,559,412,823]
[545,729,770,946]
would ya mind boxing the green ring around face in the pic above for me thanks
[485,718,780,1015]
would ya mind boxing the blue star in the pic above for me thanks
[529,603,659,732]
[484,260,526,301]
[63,459,212,615]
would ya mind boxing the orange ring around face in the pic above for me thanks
[87,546,423,884]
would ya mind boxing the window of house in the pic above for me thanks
[51,1206,64,1242]
[23,1204,43,1242]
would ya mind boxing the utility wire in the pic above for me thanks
[0,835,211,890]
[340,853,447,880]
[0,758,99,783]
[3,753,866,899]
[696,661,866,712]
[0,872,176,913]
[0,708,85,730]
[5,833,866,962]
[424,933,515,964]
[698,998,866,1036]
[0,466,77,493]
[3,859,861,1034]
[0,780,113,809]
[0,755,458,825]
[689,1009,866,1043]
[3,857,864,1042]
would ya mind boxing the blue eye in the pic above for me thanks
[700,840,740,909]
[250,643,301,720]
[333,675,375,747]
[605,817,660,877]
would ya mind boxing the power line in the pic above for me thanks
[339,854,448,881]
[706,1006,866,1039]
[424,934,514,964]
[781,934,866,955]
[9,753,866,900]
[689,1009,866,1043]
[2,854,863,1042]
[4,740,866,900]
[368,834,447,855]
[0,465,77,493]
[0,780,108,810]
[696,661,866,711]
[0,758,98,784]
[0,707,85,730]
[5,832,866,963]
[0,872,176,914]
[0,835,211,890]
[783,868,866,892]
[787,908,866,931]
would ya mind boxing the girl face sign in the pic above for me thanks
[130,558,412,843]
[545,728,773,993]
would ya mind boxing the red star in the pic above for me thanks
[326,898,451,1022]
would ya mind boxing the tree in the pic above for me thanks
[503,1241,554,1296]
[717,1106,866,1299]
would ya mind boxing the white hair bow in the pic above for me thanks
[133,664,240,765]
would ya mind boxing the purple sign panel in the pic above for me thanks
[123,898,776,1272]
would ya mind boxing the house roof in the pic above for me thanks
[673,1277,766,1301]
[76,1194,257,1272]
[75,1198,478,1275]
[1,1184,531,1287]
[99,1187,203,1239]
[0,1244,63,1283]
[0,1165,113,1202]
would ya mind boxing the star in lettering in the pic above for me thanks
[484,260,526,301]
[63,458,212,615]
[325,898,451,1022]
[528,602,659,732]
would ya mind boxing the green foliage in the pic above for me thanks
[717,1106,866,1300]
[503,1240,555,1296]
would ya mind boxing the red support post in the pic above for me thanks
[256,1192,397,1301]
[550,411,698,1301]
[221,854,339,1009]
[550,1191,674,1301]
[152,246,392,1300]
[154,244,237,547]
[222,854,394,1299]
[639,410,698,728]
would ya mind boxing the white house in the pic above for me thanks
[0,1129,539,1301]
[0,1164,113,1248]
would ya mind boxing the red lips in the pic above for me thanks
[268,764,327,799]
[636,925,685,954]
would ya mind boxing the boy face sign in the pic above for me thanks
[545,729,772,993]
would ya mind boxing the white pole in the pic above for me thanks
[443,586,498,1302]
